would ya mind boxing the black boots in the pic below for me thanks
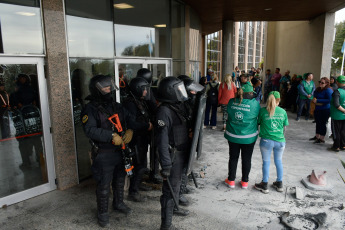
[160,197,178,230]
[113,177,132,214]
[179,194,189,206]
[96,188,110,228]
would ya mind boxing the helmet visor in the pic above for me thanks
[174,82,188,102]
[187,82,204,94]
[95,77,118,95]
[141,85,151,100]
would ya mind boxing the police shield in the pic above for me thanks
[21,105,42,134]
[186,92,206,175]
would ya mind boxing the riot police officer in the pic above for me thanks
[124,77,153,202]
[155,77,191,230]
[136,68,163,184]
[176,75,204,206]
[81,75,147,227]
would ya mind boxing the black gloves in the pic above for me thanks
[160,167,171,179]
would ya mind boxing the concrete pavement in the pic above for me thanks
[1,111,345,230]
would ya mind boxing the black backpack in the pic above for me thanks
[207,83,218,104]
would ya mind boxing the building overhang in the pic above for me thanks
[182,0,345,34]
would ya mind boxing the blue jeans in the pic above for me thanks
[297,99,311,119]
[260,138,285,183]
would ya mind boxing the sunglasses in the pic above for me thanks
[318,81,325,84]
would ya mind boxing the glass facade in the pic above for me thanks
[65,0,188,180]
[255,22,262,64]
[0,0,44,54]
[247,22,254,71]
[238,22,246,71]
[0,63,48,198]
[207,21,266,75]
[114,0,170,58]
[206,31,221,78]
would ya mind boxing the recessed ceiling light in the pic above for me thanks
[154,24,166,28]
[264,8,272,11]
[113,3,134,9]
[16,12,36,16]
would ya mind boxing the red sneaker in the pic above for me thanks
[241,181,248,189]
[225,179,235,188]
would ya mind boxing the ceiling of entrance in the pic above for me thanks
[182,0,345,34]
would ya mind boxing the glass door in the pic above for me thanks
[114,58,171,102]
[0,57,56,207]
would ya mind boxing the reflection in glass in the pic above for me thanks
[113,0,170,58]
[148,64,166,87]
[66,16,114,58]
[0,2,44,54]
[115,24,155,57]
[118,63,142,101]
[69,58,115,180]
[0,64,47,198]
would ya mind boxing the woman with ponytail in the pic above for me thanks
[255,91,289,194]
[218,74,237,131]
[224,83,260,189]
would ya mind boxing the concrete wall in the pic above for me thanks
[265,13,334,82]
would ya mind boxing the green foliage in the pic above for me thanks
[332,21,345,75]
[121,44,153,57]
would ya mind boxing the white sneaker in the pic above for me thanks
[212,126,216,130]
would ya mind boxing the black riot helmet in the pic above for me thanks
[156,76,188,103]
[178,75,204,96]
[136,68,153,84]
[89,75,118,102]
[129,77,151,100]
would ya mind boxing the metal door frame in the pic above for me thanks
[0,57,56,207]
[114,57,172,102]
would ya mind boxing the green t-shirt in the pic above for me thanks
[258,106,289,142]
[224,98,260,144]
[330,88,345,120]
[299,80,315,100]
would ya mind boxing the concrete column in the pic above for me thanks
[253,22,257,67]
[234,22,239,68]
[320,13,335,78]
[201,34,206,76]
[221,21,234,77]
[244,22,249,72]
[42,0,78,190]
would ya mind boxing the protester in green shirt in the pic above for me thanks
[224,83,260,189]
[296,73,315,121]
[329,75,345,152]
[255,91,289,194]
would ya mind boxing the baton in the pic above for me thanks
[166,177,180,211]
[191,171,198,188]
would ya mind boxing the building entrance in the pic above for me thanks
[115,58,172,102]
[0,57,56,207]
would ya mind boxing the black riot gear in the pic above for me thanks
[129,77,151,100]
[82,75,149,227]
[156,77,188,103]
[137,68,153,84]
[89,75,117,102]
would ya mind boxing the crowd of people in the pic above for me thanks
[201,65,345,193]
[78,65,345,229]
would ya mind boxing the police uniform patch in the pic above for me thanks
[82,115,88,124]
[158,120,165,127]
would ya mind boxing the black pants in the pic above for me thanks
[161,151,187,201]
[314,109,330,136]
[92,150,125,207]
[129,136,149,194]
[228,141,256,182]
[332,119,345,149]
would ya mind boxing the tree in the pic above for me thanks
[332,21,345,75]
